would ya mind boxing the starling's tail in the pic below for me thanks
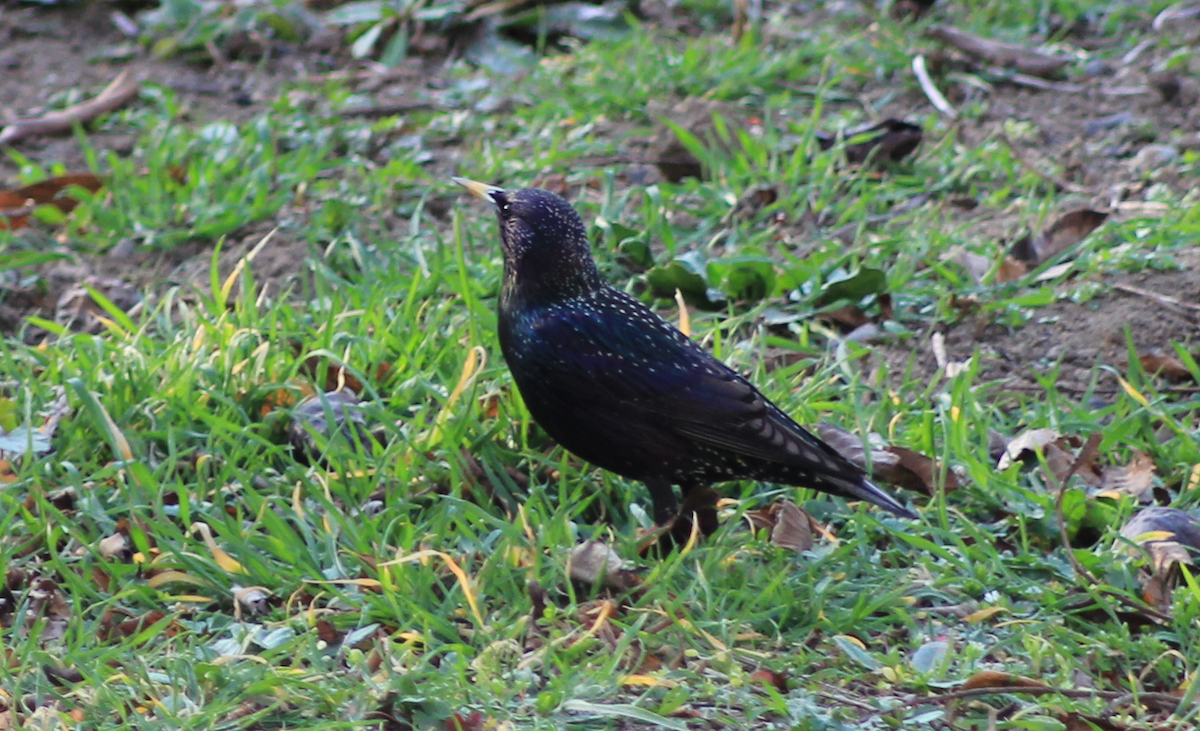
[827,474,917,519]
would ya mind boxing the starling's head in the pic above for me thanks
[454,177,601,302]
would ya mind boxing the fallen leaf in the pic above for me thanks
[315,619,344,645]
[568,540,640,591]
[770,500,814,552]
[816,118,923,164]
[99,609,178,641]
[817,422,960,495]
[648,98,747,182]
[1120,507,1200,574]
[733,185,778,217]
[996,428,1061,471]
[621,674,677,688]
[97,533,130,561]
[963,606,1009,623]
[191,522,246,574]
[1096,451,1156,499]
[28,577,71,644]
[42,665,84,685]
[0,392,69,459]
[1138,351,1193,381]
[0,172,104,229]
[232,585,271,618]
[1010,209,1108,266]
[1148,71,1200,106]
[961,670,1047,690]
[993,255,1028,283]
[750,668,789,692]
[910,640,949,674]
[888,446,963,494]
[445,712,485,731]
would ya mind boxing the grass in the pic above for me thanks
[2,0,1200,728]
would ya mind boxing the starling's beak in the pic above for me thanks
[452,177,504,207]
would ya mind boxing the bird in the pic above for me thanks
[453,177,917,540]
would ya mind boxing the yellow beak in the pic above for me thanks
[452,177,504,204]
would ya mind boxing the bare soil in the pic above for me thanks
[882,247,1200,397]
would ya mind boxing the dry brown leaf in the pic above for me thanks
[817,422,955,494]
[315,619,344,645]
[1139,352,1193,381]
[929,24,1072,78]
[1010,209,1108,266]
[1043,440,1078,486]
[734,185,778,217]
[28,577,71,644]
[993,255,1028,283]
[815,118,923,165]
[750,668,789,693]
[815,422,878,469]
[0,173,104,230]
[1097,451,1156,499]
[648,98,746,182]
[99,609,176,641]
[770,500,814,553]
[889,445,963,494]
[821,305,869,331]
[567,540,640,591]
[0,71,140,145]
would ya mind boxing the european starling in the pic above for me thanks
[454,178,917,535]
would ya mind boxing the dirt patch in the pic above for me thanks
[880,246,1200,396]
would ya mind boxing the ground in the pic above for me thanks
[1,0,1199,729]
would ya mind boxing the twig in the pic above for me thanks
[1154,2,1200,31]
[337,100,439,117]
[1100,85,1152,97]
[912,55,958,119]
[928,24,1072,79]
[1122,39,1155,65]
[0,71,140,145]
[1112,282,1200,314]
[997,131,1091,194]
[989,70,1085,93]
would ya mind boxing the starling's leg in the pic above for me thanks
[644,477,679,525]
[680,482,720,537]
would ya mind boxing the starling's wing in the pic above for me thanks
[521,291,915,518]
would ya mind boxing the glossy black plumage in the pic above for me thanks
[454,178,916,532]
